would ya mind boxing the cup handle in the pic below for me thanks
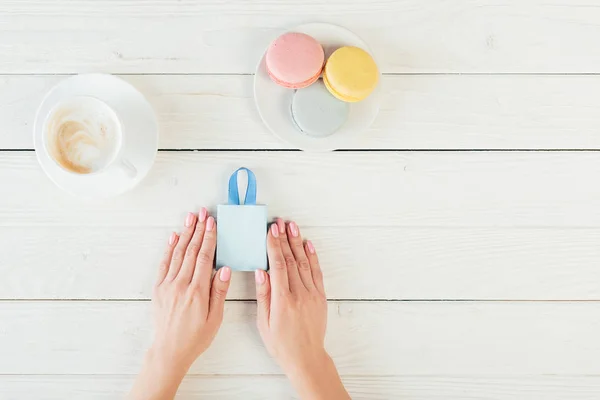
[118,158,137,178]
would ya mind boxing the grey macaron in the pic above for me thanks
[290,80,350,138]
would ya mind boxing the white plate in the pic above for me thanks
[254,23,382,151]
[34,74,158,198]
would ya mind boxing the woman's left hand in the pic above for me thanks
[129,208,232,400]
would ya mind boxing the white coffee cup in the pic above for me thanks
[42,96,137,177]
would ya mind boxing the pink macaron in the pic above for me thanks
[265,32,325,89]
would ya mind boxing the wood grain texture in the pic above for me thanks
[3,375,600,400]
[2,1,600,73]
[4,0,600,397]
[4,74,600,150]
[2,226,600,300]
[0,301,598,375]
[3,152,600,227]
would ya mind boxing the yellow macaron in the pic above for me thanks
[323,46,379,102]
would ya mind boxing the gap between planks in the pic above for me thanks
[8,149,600,152]
[1,299,600,302]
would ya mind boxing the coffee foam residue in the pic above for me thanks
[46,105,118,174]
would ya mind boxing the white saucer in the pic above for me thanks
[34,74,158,198]
[254,23,382,152]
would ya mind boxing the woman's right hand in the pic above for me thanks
[255,219,350,400]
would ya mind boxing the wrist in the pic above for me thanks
[286,350,350,400]
[145,345,190,379]
[129,348,188,400]
[143,347,188,390]
[283,347,330,379]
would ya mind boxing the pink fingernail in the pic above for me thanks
[307,240,315,254]
[255,270,265,285]
[169,232,178,245]
[199,207,207,222]
[185,212,195,227]
[277,219,286,235]
[271,223,279,238]
[289,221,299,237]
[206,216,215,231]
[219,266,231,282]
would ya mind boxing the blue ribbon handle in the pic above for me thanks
[228,167,257,205]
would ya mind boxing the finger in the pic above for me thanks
[267,223,289,294]
[287,221,315,291]
[191,216,217,298]
[208,266,232,324]
[255,269,271,330]
[156,232,178,286]
[166,212,197,281]
[305,240,325,295]
[177,207,208,283]
[277,219,304,292]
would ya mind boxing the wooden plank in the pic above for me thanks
[3,375,600,400]
[2,1,600,73]
[0,301,598,375]
[2,226,600,300]
[3,152,600,227]
[4,75,600,150]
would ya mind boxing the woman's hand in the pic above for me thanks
[151,208,231,368]
[129,208,232,400]
[255,219,350,400]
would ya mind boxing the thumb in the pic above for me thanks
[208,266,232,323]
[255,269,271,329]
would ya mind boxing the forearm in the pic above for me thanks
[287,352,351,400]
[129,349,188,400]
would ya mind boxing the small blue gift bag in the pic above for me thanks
[216,168,268,271]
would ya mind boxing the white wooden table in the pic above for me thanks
[2,1,600,399]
